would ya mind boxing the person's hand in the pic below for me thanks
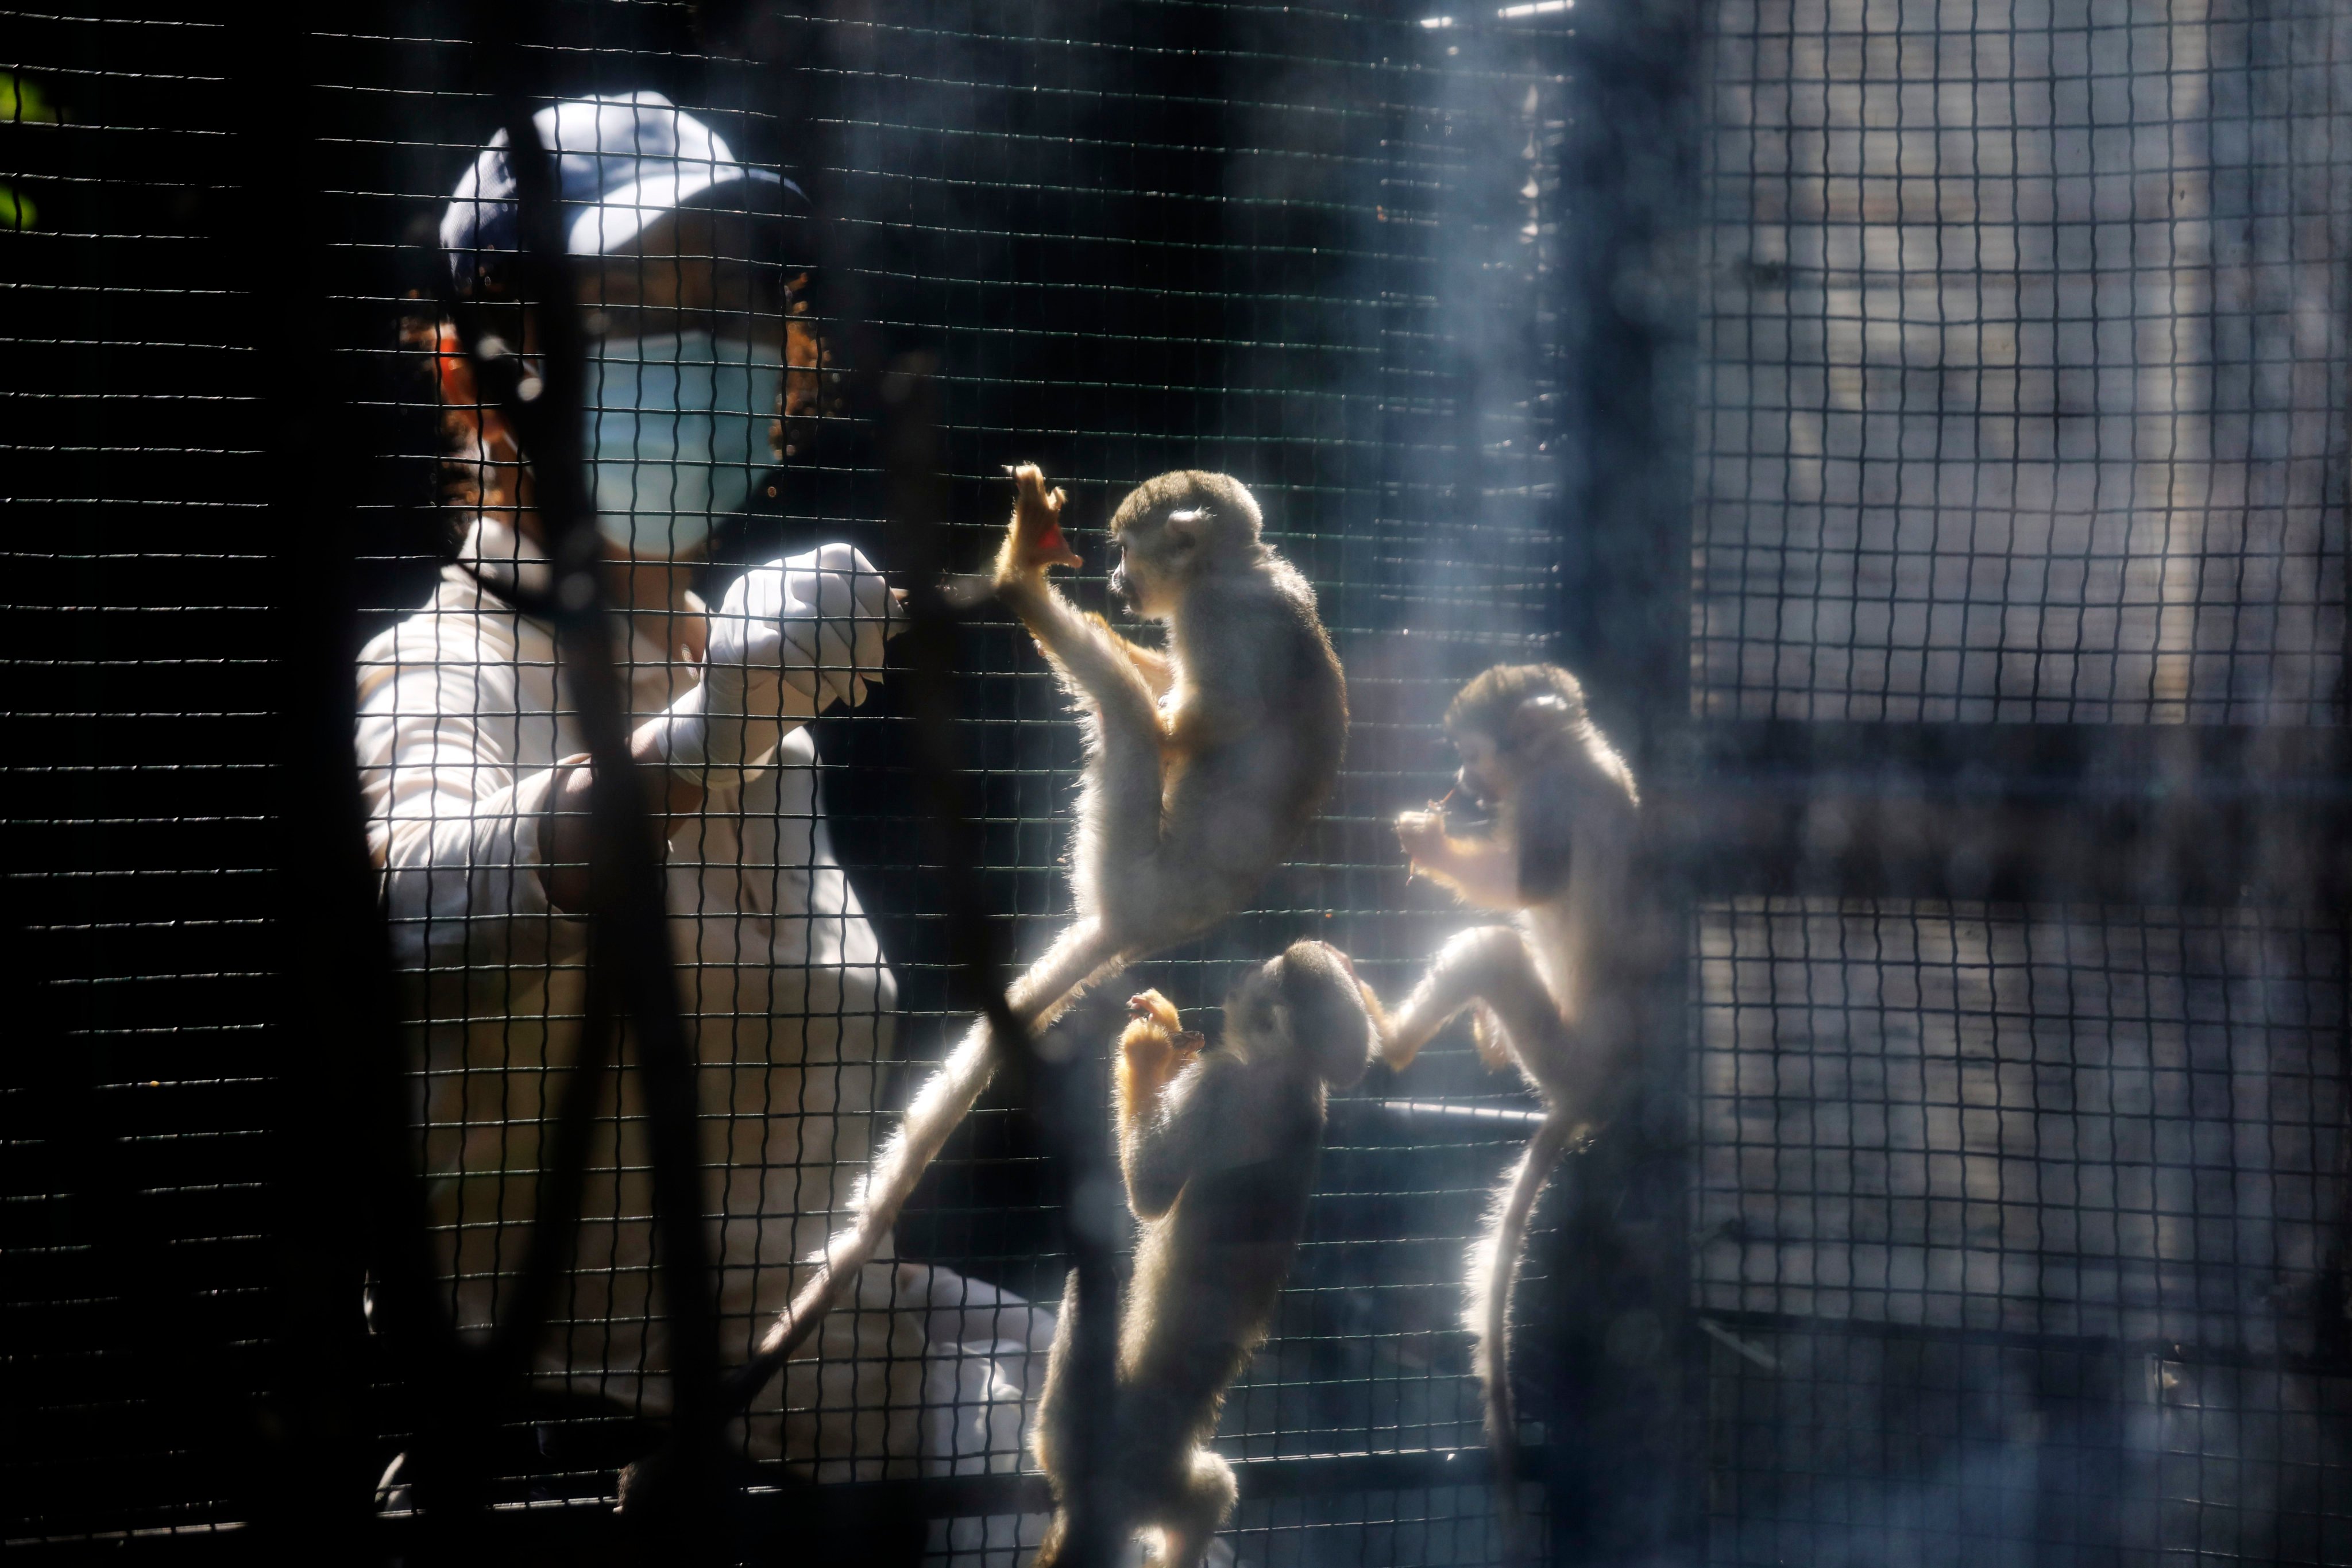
[777,542,899,710]
[650,543,899,783]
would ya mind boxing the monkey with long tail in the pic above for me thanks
[733,465,1347,1395]
[1031,948,1375,1567]
[1374,664,1659,1528]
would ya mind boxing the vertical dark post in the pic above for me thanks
[869,361,1026,1065]
[360,4,740,1548]
[479,63,731,1558]
[790,20,1123,1554]
[1546,0,1705,1562]
[1551,0,1700,746]
[851,276,1123,1568]
[237,7,469,1559]
[1036,1049,1126,1568]
[872,361,1121,1568]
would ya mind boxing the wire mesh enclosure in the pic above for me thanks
[1694,899,2350,1563]
[2,2,2346,1566]
[1694,0,2352,727]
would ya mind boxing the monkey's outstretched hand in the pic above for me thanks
[997,462,1082,580]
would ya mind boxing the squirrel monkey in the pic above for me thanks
[738,465,1347,1385]
[1378,663,1655,1522]
[1034,944,1375,1567]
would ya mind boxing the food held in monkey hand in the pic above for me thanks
[1395,808,1451,874]
[1127,988,1181,1030]
[1120,989,1204,1107]
[998,461,1082,577]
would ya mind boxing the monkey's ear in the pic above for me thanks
[1505,692,1573,752]
[1164,507,1211,546]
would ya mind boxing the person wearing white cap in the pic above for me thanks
[358,93,1050,1493]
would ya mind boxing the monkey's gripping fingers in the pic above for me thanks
[1127,988,1181,1032]
[1395,809,1451,876]
[1120,991,1199,1102]
[998,462,1082,578]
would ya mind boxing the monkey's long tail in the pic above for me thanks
[1469,1108,1577,1535]
[724,922,1129,1408]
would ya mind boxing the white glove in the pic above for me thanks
[650,543,898,784]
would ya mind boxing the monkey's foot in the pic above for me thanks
[1001,462,1081,576]
[1354,976,1400,1059]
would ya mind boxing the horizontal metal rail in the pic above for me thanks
[425,1447,1513,1536]
[1696,1307,2352,1378]
[0,1450,1526,1561]
[1665,721,2350,905]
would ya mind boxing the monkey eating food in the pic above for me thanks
[1376,663,1656,1517]
[736,464,1348,1389]
[1033,943,1375,1567]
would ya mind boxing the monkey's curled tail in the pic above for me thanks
[1467,1109,1577,1527]
[729,923,1128,1403]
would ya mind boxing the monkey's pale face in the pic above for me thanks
[1108,511,1203,619]
[1451,729,1509,810]
[1238,940,1374,1088]
[1105,536,1152,615]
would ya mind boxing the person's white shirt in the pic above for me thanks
[355,516,1048,1479]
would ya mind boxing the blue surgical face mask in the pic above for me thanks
[584,330,785,557]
